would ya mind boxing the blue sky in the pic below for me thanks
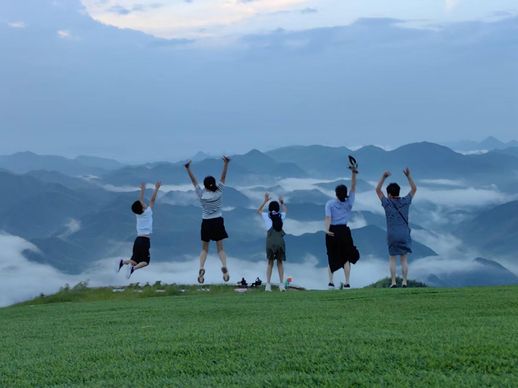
[0,0,517,161]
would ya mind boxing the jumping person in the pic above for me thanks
[375,168,417,288]
[185,156,231,284]
[325,161,359,289]
[257,193,288,292]
[117,181,161,279]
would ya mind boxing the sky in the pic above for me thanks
[1,0,517,161]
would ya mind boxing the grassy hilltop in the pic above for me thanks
[1,285,518,387]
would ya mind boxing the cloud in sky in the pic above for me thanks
[445,0,461,12]
[7,21,26,29]
[57,29,72,38]
[80,0,518,40]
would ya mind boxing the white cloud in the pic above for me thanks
[0,233,390,307]
[80,0,518,40]
[7,21,26,29]
[57,30,72,39]
[283,219,322,236]
[445,0,460,12]
[58,219,81,238]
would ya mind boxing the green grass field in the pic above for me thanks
[1,285,518,387]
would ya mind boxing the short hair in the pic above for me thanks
[386,183,401,197]
[203,176,218,192]
[131,200,144,215]
[335,184,348,202]
[268,201,280,212]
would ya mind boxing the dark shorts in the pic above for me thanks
[131,236,151,264]
[326,225,360,272]
[201,217,229,242]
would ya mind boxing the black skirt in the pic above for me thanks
[131,236,151,264]
[201,217,229,242]
[325,225,360,272]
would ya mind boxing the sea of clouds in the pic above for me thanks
[2,177,516,307]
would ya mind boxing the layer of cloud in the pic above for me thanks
[0,233,390,307]
[2,224,516,307]
[80,0,518,40]
[7,21,26,29]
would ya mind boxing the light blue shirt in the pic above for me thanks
[325,192,355,225]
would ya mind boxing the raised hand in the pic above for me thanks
[383,171,391,179]
[264,192,271,203]
[184,160,192,169]
[155,181,162,190]
[279,195,284,205]
[403,168,411,177]
[140,182,146,191]
[223,155,231,164]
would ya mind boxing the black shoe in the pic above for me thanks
[390,284,397,288]
[328,282,335,289]
[402,284,408,288]
[344,284,351,288]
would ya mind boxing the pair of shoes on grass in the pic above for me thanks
[328,282,350,290]
[116,259,134,279]
[265,283,285,292]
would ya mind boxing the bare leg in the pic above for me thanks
[133,261,148,270]
[216,240,228,268]
[328,267,334,284]
[266,259,274,283]
[344,262,351,285]
[277,260,284,284]
[400,255,408,286]
[199,241,209,270]
[216,240,229,281]
[389,256,397,286]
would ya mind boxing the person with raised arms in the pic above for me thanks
[257,193,288,292]
[185,156,231,284]
[375,168,417,288]
[117,181,161,279]
[324,158,360,289]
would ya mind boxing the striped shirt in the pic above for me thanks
[195,182,224,219]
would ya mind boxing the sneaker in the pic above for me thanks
[116,259,124,273]
[279,283,286,292]
[126,265,135,279]
[343,284,351,289]
[390,284,397,288]
[265,283,272,292]
[328,282,335,289]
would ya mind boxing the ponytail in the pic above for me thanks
[269,211,283,232]
[268,200,283,231]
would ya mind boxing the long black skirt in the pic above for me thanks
[326,225,360,273]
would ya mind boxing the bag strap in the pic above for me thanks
[388,198,409,227]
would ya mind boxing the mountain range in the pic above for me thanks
[1,141,517,287]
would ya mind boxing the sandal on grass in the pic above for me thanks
[221,267,230,282]
[197,268,205,284]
